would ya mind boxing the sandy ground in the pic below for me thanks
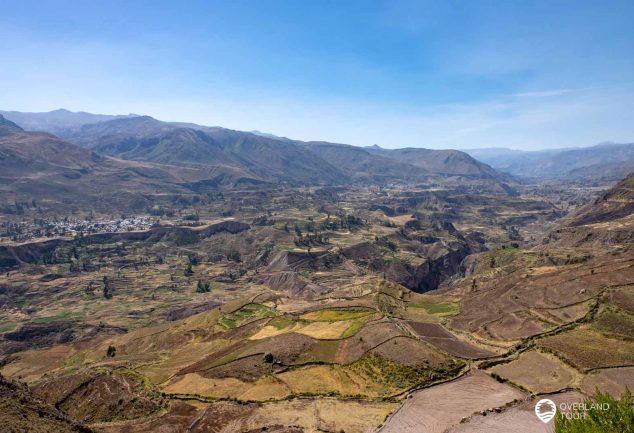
[378,370,525,433]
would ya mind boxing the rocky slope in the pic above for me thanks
[545,172,634,246]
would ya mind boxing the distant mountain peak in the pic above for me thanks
[0,114,24,134]
[0,109,142,136]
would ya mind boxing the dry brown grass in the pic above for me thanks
[162,373,289,401]
[1,344,75,382]
[538,325,634,371]
[295,320,354,339]
[490,350,579,393]
[251,398,396,433]
[451,250,634,342]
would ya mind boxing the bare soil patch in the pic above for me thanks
[407,321,495,359]
[201,354,273,382]
[241,332,316,365]
[447,391,585,433]
[247,398,395,433]
[96,400,203,433]
[56,371,161,423]
[335,320,403,364]
[490,350,579,393]
[379,370,526,433]
[450,252,634,342]
[607,284,634,313]
[371,336,449,366]
[111,398,394,433]
[581,367,634,397]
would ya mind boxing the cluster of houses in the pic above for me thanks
[1,216,156,243]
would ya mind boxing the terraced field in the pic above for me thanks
[379,371,526,433]
[2,176,633,432]
[406,321,497,359]
[489,350,579,393]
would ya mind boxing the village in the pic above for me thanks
[0,215,156,243]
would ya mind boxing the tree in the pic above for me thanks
[227,250,241,262]
[106,345,116,357]
[85,281,95,296]
[196,280,211,293]
[102,276,112,299]
[188,254,200,266]
[184,262,194,276]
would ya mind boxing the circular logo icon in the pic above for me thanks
[535,398,557,423]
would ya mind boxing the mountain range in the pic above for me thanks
[3,108,633,213]
[0,109,137,138]
[466,143,634,180]
[0,110,515,209]
[0,115,210,212]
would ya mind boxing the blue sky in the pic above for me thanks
[1,0,633,150]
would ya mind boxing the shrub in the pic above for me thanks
[196,280,211,293]
[555,388,633,433]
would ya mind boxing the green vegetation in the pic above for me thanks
[301,309,373,322]
[593,307,634,340]
[63,352,86,367]
[342,319,365,338]
[0,322,17,333]
[219,303,277,329]
[409,301,459,316]
[184,262,194,276]
[269,315,296,330]
[107,345,116,357]
[347,354,461,394]
[32,311,76,323]
[196,279,211,293]
[103,275,113,299]
[555,388,633,433]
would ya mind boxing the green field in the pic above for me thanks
[219,303,278,329]
[409,301,459,316]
